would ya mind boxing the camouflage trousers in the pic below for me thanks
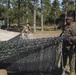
[62,45,76,72]
[21,32,29,39]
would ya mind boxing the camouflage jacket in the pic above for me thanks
[21,26,30,33]
[62,22,76,45]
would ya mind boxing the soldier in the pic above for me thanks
[61,16,76,75]
[21,23,31,39]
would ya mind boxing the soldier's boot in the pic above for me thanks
[69,71,75,75]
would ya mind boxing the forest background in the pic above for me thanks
[0,0,75,31]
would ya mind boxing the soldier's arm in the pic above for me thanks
[69,36,76,41]
[59,24,67,37]
[69,24,76,44]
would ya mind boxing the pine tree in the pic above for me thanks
[52,0,60,30]
[42,0,51,25]
[41,0,43,31]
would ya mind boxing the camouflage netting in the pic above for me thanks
[0,37,62,73]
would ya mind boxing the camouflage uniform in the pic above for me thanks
[21,25,31,39]
[62,22,76,75]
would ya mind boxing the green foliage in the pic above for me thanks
[0,0,75,27]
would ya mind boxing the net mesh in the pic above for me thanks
[0,37,62,73]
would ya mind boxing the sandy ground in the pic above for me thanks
[0,29,61,41]
[29,30,61,39]
[0,29,20,41]
[0,69,7,75]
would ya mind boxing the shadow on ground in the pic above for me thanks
[8,67,70,75]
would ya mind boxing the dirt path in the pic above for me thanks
[0,29,61,41]
[29,31,61,39]
[0,29,20,41]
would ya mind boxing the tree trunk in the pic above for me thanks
[64,0,68,25]
[18,0,20,28]
[75,0,76,21]
[54,0,56,30]
[41,0,43,31]
[34,0,37,33]
[54,10,56,30]
[8,0,10,29]
[26,0,28,25]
